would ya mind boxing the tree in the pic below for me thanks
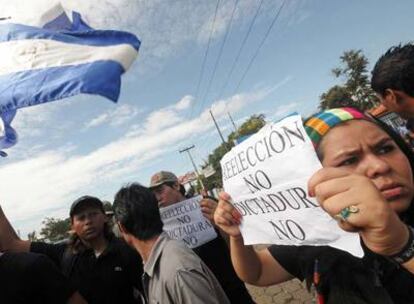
[202,114,266,189]
[39,217,71,242]
[319,50,379,111]
[102,201,113,213]
[27,231,38,241]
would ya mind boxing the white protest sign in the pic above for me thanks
[159,195,217,248]
[221,114,363,257]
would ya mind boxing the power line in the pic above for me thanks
[187,0,221,121]
[214,0,265,103]
[179,145,205,190]
[232,0,287,95]
[196,0,240,117]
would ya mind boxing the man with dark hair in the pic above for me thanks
[149,171,255,304]
[371,43,414,118]
[0,196,143,304]
[113,183,230,304]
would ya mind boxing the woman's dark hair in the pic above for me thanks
[406,119,414,131]
[113,183,163,240]
[369,115,414,225]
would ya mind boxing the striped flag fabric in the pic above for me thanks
[0,6,140,154]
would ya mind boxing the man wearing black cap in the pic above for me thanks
[149,171,255,304]
[0,196,143,304]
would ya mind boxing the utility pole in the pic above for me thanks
[179,145,205,190]
[227,111,237,132]
[209,109,226,145]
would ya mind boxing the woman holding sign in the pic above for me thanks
[214,108,414,304]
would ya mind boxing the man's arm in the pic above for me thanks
[0,205,30,252]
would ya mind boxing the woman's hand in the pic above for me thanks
[213,192,243,239]
[200,198,217,223]
[308,167,409,256]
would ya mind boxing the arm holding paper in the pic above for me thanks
[214,192,293,286]
[217,108,414,302]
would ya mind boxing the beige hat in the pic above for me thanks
[149,171,178,188]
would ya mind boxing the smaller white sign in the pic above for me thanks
[159,196,217,248]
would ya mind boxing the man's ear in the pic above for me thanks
[383,88,398,104]
[173,182,180,191]
[117,222,131,242]
[116,222,133,245]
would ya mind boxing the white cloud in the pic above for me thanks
[174,95,193,111]
[12,101,62,138]
[142,95,194,134]
[272,102,300,119]
[0,85,278,235]
[84,104,141,129]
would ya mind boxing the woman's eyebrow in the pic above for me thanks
[372,137,392,148]
[333,146,359,157]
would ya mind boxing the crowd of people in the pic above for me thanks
[1,43,414,304]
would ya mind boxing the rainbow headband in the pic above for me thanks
[304,107,368,147]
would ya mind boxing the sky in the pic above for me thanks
[0,0,413,237]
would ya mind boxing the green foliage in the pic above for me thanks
[27,231,38,241]
[320,50,379,111]
[203,114,266,189]
[39,217,71,242]
[102,201,113,212]
[228,114,266,142]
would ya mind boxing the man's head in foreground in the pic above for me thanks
[69,196,108,242]
[371,43,414,118]
[113,183,163,244]
[149,171,186,207]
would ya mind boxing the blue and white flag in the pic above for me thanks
[0,5,140,154]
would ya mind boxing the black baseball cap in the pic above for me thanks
[70,195,105,217]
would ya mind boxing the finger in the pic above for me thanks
[200,199,216,208]
[215,208,240,226]
[218,198,236,213]
[215,216,235,227]
[308,167,351,197]
[219,191,231,201]
[337,220,360,233]
[321,190,360,216]
[313,176,353,203]
[201,207,213,215]
[231,208,242,221]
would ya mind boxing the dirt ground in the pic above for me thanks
[246,279,314,304]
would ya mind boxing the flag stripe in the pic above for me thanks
[43,12,72,30]
[0,38,138,76]
[0,23,141,50]
[0,60,124,113]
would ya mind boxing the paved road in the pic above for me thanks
[246,279,314,304]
